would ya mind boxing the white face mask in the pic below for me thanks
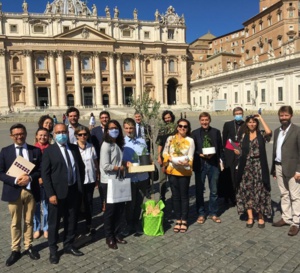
[108,129,119,138]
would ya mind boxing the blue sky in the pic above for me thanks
[1,0,259,43]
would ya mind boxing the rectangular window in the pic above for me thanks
[199,97,202,106]
[125,78,131,82]
[36,56,45,70]
[278,87,283,101]
[298,85,300,100]
[235,92,238,103]
[224,93,227,100]
[63,26,70,33]
[38,77,46,82]
[66,77,72,82]
[65,59,71,70]
[10,25,18,33]
[123,29,131,37]
[261,88,266,102]
[100,28,106,34]
[33,25,44,33]
[207,96,209,105]
[124,59,131,71]
[102,77,108,82]
[144,31,150,39]
[168,29,174,40]
[247,90,251,103]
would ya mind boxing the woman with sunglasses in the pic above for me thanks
[74,126,99,234]
[234,114,272,228]
[100,120,127,249]
[38,115,55,144]
[163,119,195,233]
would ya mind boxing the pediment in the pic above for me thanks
[54,25,115,42]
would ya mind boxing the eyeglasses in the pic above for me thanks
[178,124,188,129]
[108,127,118,130]
[11,133,25,138]
[77,133,87,137]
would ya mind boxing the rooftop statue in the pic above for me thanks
[114,6,119,19]
[22,0,28,13]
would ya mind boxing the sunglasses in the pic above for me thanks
[178,124,188,129]
[77,133,87,137]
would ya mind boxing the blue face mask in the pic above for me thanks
[108,129,119,139]
[55,133,68,145]
[234,115,243,121]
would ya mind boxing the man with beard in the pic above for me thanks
[271,106,300,236]
[66,107,82,143]
[221,107,244,206]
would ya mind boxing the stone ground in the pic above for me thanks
[0,111,300,272]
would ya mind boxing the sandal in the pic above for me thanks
[173,221,181,233]
[180,222,188,233]
[246,218,254,228]
[197,216,206,224]
[209,215,221,223]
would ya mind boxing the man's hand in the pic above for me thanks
[17,174,30,186]
[49,195,58,205]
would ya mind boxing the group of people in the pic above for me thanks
[1,105,300,267]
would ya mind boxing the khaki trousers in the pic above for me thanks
[8,189,36,251]
[276,165,300,226]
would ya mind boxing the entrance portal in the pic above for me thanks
[124,87,133,105]
[83,87,93,106]
[37,87,49,108]
[167,78,178,105]
[103,94,109,106]
[67,94,74,107]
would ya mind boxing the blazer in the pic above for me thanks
[191,126,224,171]
[0,144,42,202]
[42,143,85,199]
[91,125,104,159]
[222,120,244,147]
[271,123,300,178]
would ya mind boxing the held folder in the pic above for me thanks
[6,155,35,178]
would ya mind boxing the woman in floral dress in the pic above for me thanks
[163,118,195,233]
[234,114,272,228]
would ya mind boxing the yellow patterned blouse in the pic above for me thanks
[162,134,195,176]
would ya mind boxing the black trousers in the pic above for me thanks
[102,183,125,240]
[169,175,191,221]
[125,179,148,229]
[82,182,95,226]
[48,184,78,255]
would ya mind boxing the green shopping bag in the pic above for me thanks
[141,200,165,236]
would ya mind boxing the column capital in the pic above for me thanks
[0,49,6,56]
[93,51,101,57]
[23,50,32,57]
[134,53,142,60]
[72,50,79,57]
[115,53,122,59]
[154,53,162,60]
[108,52,115,58]
[57,50,64,57]
[181,55,188,61]
[47,50,56,57]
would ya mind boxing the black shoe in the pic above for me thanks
[115,236,127,244]
[49,253,59,264]
[258,223,265,228]
[64,247,84,256]
[246,218,254,228]
[24,246,40,260]
[6,251,21,266]
[106,238,118,250]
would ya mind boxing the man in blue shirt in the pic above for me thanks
[122,118,149,236]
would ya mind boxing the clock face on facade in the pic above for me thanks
[168,14,175,24]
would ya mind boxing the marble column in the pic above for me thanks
[154,53,164,103]
[180,55,189,105]
[135,53,142,100]
[116,53,123,105]
[57,50,67,107]
[93,51,103,107]
[73,51,81,106]
[48,51,58,107]
[24,50,35,107]
[0,49,9,109]
[108,52,116,106]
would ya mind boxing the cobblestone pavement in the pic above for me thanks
[1,114,300,272]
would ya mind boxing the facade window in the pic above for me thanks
[252,27,256,34]
[82,57,91,70]
[298,85,300,100]
[10,25,18,33]
[268,17,272,26]
[102,77,108,82]
[199,97,202,106]
[207,96,209,105]
[224,93,227,100]
[261,89,266,102]
[65,57,71,70]
[145,60,151,72]
[63,26,70,32]
[288,36,294,41]
[122,29,131,37]
[144,31,150,39]
[168,29,174,39]
[33,25,44,33]
[101,58,107,70]
[278,37,282,47]
[66,77,72,82]
[13,56,20,70]
[277,12,282,21]
[278,87,283,101]
[259,22,263,30]
[241,47,245,53]
[247,90,251,103]
[123,58,131,71]
[235,92,238,103]
[289,10,294,18]
[100,28,106,34]
[169,60,175,72]
[36,56,45,70]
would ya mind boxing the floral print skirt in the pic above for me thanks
[236,157,272,217]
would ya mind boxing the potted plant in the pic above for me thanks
[139,147,151,166]
[170,137,189,165]
[132,152,140,166]
[202,135,216,155]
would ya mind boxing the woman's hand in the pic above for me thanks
[233,149,240,155]
[177,159,189,166]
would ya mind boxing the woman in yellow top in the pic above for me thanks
[163,118,195,233]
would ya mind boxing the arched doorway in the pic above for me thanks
[124,87,133,105]
[37,87,49,108]
[103,94,109,106]
[67,94,74,107]
[167,78,178,105]
[83,87,93,106]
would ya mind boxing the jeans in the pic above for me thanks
[169,175,191,221]
[195,162,219,217]
[33,187,48,232]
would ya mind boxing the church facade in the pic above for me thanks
[189,0,300,111]
[0,0,189,111]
